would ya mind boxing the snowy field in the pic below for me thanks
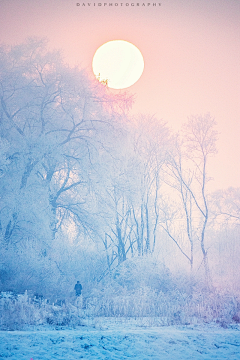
[1,320,240,360]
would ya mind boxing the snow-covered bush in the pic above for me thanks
[0,291,43,330]
[84,286,240,326]
[0,291,84,330]
[81,257,240,326]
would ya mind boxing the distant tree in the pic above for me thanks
[160,135,196,272]
[130,116,170,255]
[210,187,240,227]
[95,115,171,269]
[163,114,218,287]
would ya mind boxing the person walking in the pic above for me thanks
[74,281,83,308]
[74,281,82,297]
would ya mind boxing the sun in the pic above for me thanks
[92,40,144,90]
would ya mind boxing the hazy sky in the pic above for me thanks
[0,0,239,190]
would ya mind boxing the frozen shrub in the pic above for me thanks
[108,257,173,294]
[0,291,43,330]
[0,291,84,329]
[84,282,240,326]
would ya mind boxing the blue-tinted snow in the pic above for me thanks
[0,321,240,360]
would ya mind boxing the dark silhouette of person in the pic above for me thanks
[74,281,82,296]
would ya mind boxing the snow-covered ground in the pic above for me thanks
[1,319,240,360]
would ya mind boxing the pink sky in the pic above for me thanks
[0,0,239,190]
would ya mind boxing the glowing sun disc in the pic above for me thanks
[92,40,144,89]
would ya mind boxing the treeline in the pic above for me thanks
[0,38,239,298]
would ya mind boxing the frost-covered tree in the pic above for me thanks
[211,187,240,227]
[129,116,171,255]
[0,38,132,293]
[0,38,131,244]
[162,114,218,287]
[94,115,171,269]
